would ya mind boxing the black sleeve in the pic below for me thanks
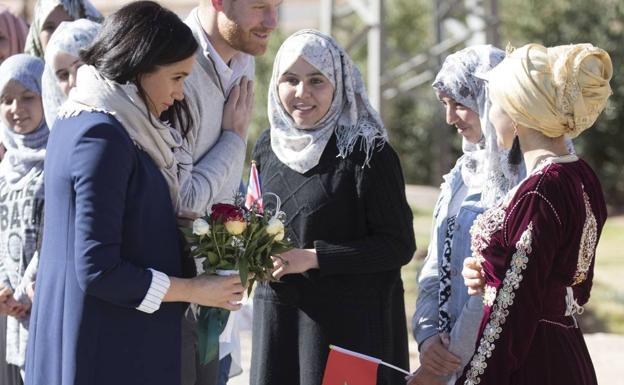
[314,144,416,275]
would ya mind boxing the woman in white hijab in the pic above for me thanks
[24,0,101,59]
[250,29,415,385]
[42,18,100,127]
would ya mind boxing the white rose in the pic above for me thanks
[273,230,285,242]
[266,217,284,236]
[192,218,210,236]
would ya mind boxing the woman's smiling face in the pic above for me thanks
[1,80,43,134]
[277,57,335,129]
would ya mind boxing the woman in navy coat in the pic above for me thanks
[24,3,245,385]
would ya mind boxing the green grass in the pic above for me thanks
[401,209,624,334]
[402,207,431,324]
[583,217,624,333]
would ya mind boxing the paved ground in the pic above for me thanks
[405,184,440,211]
[229,332,624,384]
[228,186,624,384]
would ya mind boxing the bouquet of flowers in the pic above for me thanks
[182,192,292,364]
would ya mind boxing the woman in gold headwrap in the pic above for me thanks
[460,43,612,385]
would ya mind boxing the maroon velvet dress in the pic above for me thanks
[457,156,607,385]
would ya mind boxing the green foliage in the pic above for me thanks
[499,0,624,208]
[249,0,624,207]
[344,0,458,185]
[248,30,287,164]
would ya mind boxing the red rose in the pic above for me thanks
[210,203,244,223]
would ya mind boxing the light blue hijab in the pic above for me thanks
[0,54,49,189]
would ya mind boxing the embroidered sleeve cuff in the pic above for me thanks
[136,269,171,314]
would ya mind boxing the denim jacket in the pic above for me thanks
[412,155,485,379]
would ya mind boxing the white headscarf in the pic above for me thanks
[268,29,387,174]
[24,0,102,58]
[432,45,523,207]
[58,65,183,211]
[0,55,49,190]
[42,19,101,128]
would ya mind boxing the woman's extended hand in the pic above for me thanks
[189,274,246,311]
[5,297,30,320]
[272,248,319,280]
[463,257,485,295]
[418,334,461,376]
[222,76,254,140]
[405,366,445,385]
[0,285,13,315]
[166,275,246,311]
[26,281,36,302]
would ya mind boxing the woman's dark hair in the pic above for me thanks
[508,135,522,165]
[81,1,198,136]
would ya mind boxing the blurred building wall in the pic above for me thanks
[1,0,322,31]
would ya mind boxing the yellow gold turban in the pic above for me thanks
[487,43,613,138]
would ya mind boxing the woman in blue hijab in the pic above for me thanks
[0,54,48,380]
[410,45,523,385]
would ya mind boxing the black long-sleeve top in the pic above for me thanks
[253,130,416,276]
[251,130,416,384]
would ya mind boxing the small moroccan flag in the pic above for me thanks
[321,345,379,385]
[245,161,263,212]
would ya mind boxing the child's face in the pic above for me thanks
[0,80,44,134]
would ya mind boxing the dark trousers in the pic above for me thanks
[181,309,220,385]
[0,315,22,385]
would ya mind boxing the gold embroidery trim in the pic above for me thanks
[470,206,506,264]
[464,222,533,385]
[572,189,597,285]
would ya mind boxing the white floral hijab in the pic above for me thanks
[42,19,100,128]
[268,29,387,174]
[433,45,522,206]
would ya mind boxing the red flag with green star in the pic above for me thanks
[321,346,379,385]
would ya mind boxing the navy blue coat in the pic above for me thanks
[25,112,185,385]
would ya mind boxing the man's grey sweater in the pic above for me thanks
[178,10,254,215]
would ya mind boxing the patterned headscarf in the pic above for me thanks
[268,29,387,174]
[433,45,522,206]
[42,19,100,127]
[433,45,504,122]
[487,43,613,139]
[0,54,49,190]
[0,6,28,63]
[24,0,102,58]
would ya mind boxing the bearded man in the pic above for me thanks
[177,1,281,384]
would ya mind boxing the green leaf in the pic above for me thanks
[247,278,256,297]
[238,258,249,286]
[180,227,194,237]
[206,251,219,266]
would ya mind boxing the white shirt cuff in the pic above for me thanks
[136,269,170,314]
